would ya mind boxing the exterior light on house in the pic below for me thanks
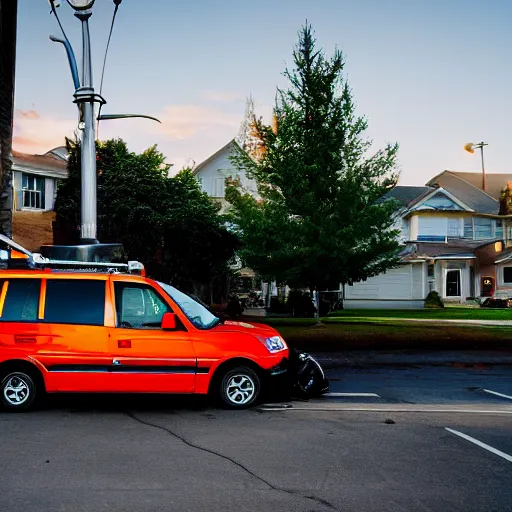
[495,241,503,253]
[464,141,488,192]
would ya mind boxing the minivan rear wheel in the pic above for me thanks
[218,366,261,409]
[1,371,38,412]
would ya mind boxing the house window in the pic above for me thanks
[463,218,473,238]
[215,177,225,198]
[447,218,461,237]
[422,192,463,210]
[473,217,493,239]
[22,174,45,209]
[496,219,503,240]
[504,267,512,284]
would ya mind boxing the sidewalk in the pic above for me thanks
[310,349,512,369]
[362,318,512,327]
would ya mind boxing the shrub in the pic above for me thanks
[424,291,444,309]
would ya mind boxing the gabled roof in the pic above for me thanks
[446,171,512,201]
[426,170,499,214]
[384,186,433,207]
[12,148,68,179]
[192,139,240,176]
[495,247,512,264]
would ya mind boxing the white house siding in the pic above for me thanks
[195,146,258,199]
[44,178,55,210]
[344,263,426,309]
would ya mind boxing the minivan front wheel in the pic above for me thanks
[219,366,261,409]
[1,371,38,411]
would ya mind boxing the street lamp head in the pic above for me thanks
[464,142,475,154]
[66,0,96,11]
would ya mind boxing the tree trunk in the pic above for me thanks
[0,0,17,238]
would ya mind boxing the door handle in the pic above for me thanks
[118,339,131,349]
[15,335,37,344]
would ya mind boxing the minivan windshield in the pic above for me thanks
[158,282,220,330]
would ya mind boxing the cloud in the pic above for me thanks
[157,105,240,140]
[202,90,244,103]
[12,109,76,154]
[16,110,40,120]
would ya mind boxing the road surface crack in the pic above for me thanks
[126,411,339,511]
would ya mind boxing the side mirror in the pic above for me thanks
[162,312,177,331]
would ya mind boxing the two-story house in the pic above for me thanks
[11,147,68,251]
[345,170,512,308]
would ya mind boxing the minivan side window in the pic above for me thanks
[44,279,106,326]
[114,282,171,329]
[0,279,40,322]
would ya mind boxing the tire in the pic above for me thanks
[218,366,261,409]
[0,371,39,412]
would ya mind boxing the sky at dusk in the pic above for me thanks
[13,0,512,185]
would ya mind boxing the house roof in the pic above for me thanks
[426,171,499,214]
[192,139,239,176]
[12,148,68,179]
[401,239,493,261]
[495,247,512,264]
[384,186,433,207]
[445,171,512,201]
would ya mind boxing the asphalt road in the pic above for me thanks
[1,364,512,512]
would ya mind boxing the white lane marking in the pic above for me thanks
[482,389,512,401]
[445,428,512,463]
[324,392,380,398]
[259,404,512,414]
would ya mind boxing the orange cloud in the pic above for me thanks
[12,110,76,154]
[16,109,41,120]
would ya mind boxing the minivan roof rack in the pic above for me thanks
[0,235,145,276]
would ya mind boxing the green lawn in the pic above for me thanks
[242,309,512,351]
[271,322,512,351]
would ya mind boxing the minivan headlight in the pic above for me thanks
[257,335,287,353]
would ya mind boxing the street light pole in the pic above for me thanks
[478,143,486,192]
[464,141,488,192]
[49,0,160,249]
[74,10,97,243]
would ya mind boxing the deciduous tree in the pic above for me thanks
[55,138,238,296]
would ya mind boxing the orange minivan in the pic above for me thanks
[0,271,289,411]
